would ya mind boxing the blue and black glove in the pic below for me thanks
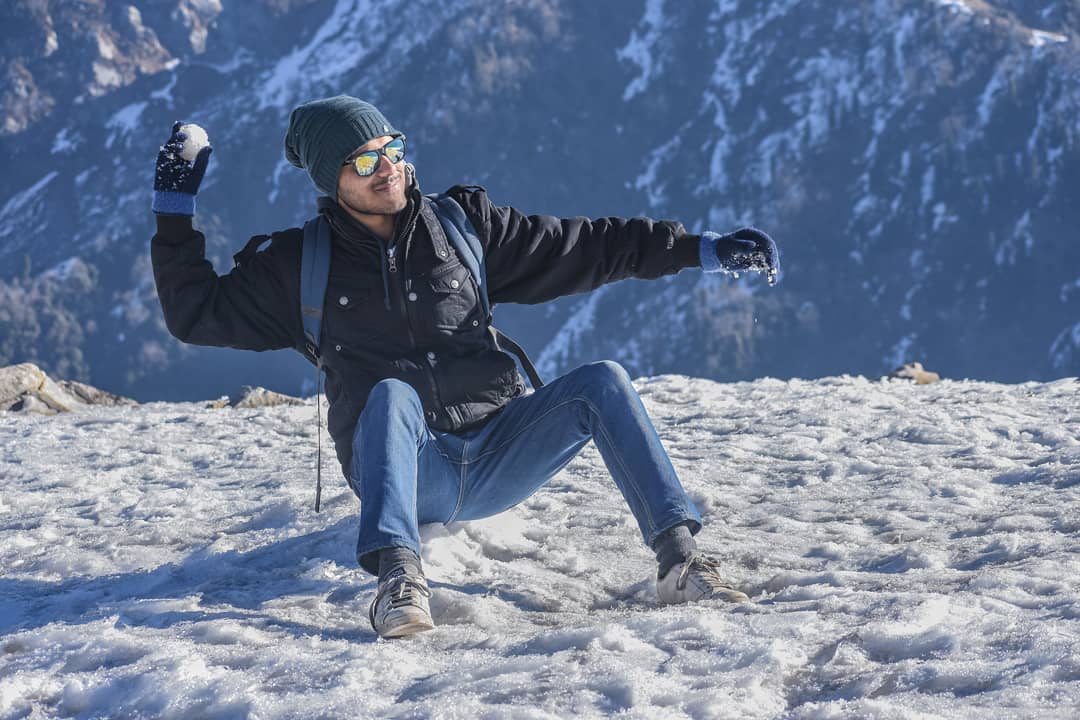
[700,227,781,286]
[151,121,212,216]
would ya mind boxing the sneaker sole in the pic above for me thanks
[379,617,435,638]
[657,591,752,604]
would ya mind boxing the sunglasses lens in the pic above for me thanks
[385,138,406,163]
[352,153,379,176]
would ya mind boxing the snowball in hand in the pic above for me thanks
[178,123,210,162]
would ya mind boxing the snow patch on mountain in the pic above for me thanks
[257,0,455,113]
[1028,28,1068,48]
[0,172,59,249]
[1050,323,1080,372]
[105,101,148,149]
[536,285,611,380]
[50,128,82,155]
[934,0,974,15]
[615,0,668,102]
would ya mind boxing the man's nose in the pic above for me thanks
[374,153,396,177]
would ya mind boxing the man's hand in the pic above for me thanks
[701,227,780,286]
[152,121,213,215]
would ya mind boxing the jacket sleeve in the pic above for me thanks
[448,186,702,305]
[150,214,302,351]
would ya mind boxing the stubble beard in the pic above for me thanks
[339,175,408,217]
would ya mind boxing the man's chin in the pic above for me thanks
[341,192,407,217]
[377,194,408,215]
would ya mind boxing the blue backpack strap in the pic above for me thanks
[424,192,544,388]
[425,193,491,321]
[299,214,333,514]
[299,215,333,363]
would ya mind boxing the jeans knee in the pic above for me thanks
[578,360,635,398]
[361,379,425,428]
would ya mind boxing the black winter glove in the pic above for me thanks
[700,227,780,286]
[151,121,212,215]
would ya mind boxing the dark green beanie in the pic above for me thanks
[284,95,404,198]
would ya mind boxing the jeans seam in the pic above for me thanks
[464,393,659,537]
[466,398,587,463]
[581,395,658,536]
[447,437,469,523]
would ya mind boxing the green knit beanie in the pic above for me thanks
[284,95,404,198]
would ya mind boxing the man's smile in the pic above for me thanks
[373,175,401,193]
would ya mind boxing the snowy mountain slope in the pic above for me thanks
[2,375,1078,718]
[0,0,1078,400]
[557,0,1080,383]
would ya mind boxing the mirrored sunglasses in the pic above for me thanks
[344,137,406,177]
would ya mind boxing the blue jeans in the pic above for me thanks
[349,360,702,576]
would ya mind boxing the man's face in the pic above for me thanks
[336,135,408,217]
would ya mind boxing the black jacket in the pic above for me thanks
[151,172,702,474]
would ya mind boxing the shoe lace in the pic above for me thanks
[368,574,432,630]
[675,554,737,593]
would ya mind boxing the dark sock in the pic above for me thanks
[652,521,697,580]
[378,546,423,583]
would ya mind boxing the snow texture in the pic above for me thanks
[1,375,1079,718]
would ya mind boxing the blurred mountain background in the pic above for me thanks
[1,0,1078,401]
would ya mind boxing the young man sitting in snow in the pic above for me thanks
[150,96,780,639]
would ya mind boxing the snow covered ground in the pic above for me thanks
[1,374,1078,719]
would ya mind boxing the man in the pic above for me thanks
[151,95,780,639]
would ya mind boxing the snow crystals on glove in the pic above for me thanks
[726,249,779,287]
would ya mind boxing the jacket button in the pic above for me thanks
[472,320,479,327]
[438,250,447,258]
[450,279,460,289]
[427,351,436,361]
[335,344,342,351]
[338,296,348,306]
[408,292,418,301]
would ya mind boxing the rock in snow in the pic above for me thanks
[890,361,942,384]
[205,386,305,409]
[0,373,1078,718]
[231,385,305,409]
[0,363,136,414]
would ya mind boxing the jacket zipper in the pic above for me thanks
[390,205,445,419]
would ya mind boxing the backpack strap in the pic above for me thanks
[299,216,333,363]
[424,193,491,321]
[299,214,333,514]
[423,193,545,389]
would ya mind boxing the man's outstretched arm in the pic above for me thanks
[449,186,779,305]
[150,122,301,351]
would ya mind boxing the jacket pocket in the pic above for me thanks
[324,286,385,347]
[428,260,481,332]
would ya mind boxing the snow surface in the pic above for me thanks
[2,375,1079,718]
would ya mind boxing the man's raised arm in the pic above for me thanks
[150,122,301,351]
